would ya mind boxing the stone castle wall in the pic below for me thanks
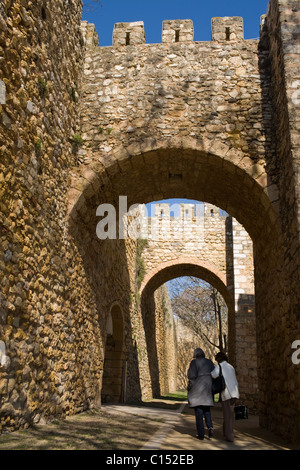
[254,0,300,437]
[79,18,270,177]
[0,0,300,443]
[0,1,154,431]
[77,1,300,441]
[146,285,178,397]
[0,0,105,430]
[0,0,140,430]
[232,219,257,409]
[139,202,229,280]
[137,201,257,409]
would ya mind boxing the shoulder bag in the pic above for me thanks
[212,364,226,395]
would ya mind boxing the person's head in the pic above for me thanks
[194,348,205,359]
[215,351,228,363]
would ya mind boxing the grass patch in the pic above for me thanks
[167,390,187,399]
[161,390,188,401]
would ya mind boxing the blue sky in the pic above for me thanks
[82,0,270,46]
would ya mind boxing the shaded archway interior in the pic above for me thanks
[70,147,282,261]
[68,145,285,428]
[101,304,125,404]
[139,262,233,399]
[69,145,280,384]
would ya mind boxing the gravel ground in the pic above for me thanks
[0,398,298,452]
[0,404,164,451]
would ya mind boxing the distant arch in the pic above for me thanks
[140,257,232,311]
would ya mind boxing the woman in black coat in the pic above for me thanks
[187,348,214,440]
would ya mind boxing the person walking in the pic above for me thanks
[187,348,215,440]
[211,351,239,442]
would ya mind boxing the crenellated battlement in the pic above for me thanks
[110,16,247,47]
[124,202,227,242]
[146,202,225,220]
[113,21,146,47]
[211,16,244,41]
[162,19,194,44]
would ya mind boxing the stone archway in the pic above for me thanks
[101,304,125,403]
[139,259,234,397]
[140,257,230,305]
[1,0,299,444]
[139,256,258,410]
[67,136,297,440]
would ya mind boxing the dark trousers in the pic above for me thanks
[222,398,236,442]
[194,406,213,438]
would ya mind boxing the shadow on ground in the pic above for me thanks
[0,407,161,450]
[0,398,299,451]
[159,404,300,451]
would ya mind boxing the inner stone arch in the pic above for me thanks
[140,258,231,307]
[140,260,234,398]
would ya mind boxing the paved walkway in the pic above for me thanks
[0,398,298,451]
[105,400,299,451]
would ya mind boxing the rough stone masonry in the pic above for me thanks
[0,0,300,444]
[138,201,257,409]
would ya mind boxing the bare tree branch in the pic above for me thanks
[168,277,227,355]
[82,1,103,13]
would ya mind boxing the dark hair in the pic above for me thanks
[215,351,228,363]
[194,348,205,358]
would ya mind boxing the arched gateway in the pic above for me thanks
[69,5,300,442]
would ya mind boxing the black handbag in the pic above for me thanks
[212,364,226,394]
[234,405,248,420]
